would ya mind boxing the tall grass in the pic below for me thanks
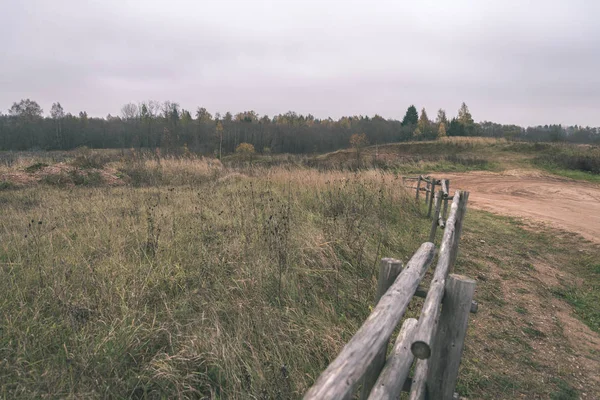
[0,166,428,398]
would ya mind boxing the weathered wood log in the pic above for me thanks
[414,286,478,313]
[442,197,449,221]
[427,180,436,218]
[415,176,422,201]
[411,191,462,360]
[450,191,469,268]
[359,258,403,399]
[367,318,418,400]
[408,359,429,400]
[427,274,477,400]
[403,177,421,181]
[403,186,431,192]
[375,258,403,303]
[429,191,443,242]
[441,180,450,224]
[438,214,446,229]
[303,243,436,400]
[441,179,449,197]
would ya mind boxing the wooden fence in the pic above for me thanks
[303,182,476,400]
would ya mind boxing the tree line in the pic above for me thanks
[0,99,598,154]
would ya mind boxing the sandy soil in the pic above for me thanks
[440,170,600,243]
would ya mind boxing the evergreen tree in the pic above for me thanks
[401,105,419,126]
[447,118,465,136]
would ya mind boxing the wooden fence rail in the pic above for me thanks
[304,189,475,400]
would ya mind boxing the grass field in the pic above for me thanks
[1,141,599,398]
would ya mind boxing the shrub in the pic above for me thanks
[25,162,48,173]
[236,143,256,155]
[71,147,108,169]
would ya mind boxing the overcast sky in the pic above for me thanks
[1,0,599,126]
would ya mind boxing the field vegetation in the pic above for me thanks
[1,139,599,398]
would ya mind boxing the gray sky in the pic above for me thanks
[1,0,599,126]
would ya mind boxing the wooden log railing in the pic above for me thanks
[304,191,475,400]
[404,176,453,237]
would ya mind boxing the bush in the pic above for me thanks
[533,146,600,175]
[71,147,108,169]
[25,162,48,173]
[235,143,255,155]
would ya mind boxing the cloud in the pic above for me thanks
[1,0,599,126]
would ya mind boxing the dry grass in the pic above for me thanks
[0,158,426,398]
[1,150,599,399]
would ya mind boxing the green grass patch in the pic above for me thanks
[551,286,600,333]
[533,161,600,183]
[550,378,579,400]
[0,180,17,190]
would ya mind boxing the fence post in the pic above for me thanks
[427,274,477,400]
[427,180,437,218]
[429,190,442,242]
[415,176,422,202]
[359,258,403,399]
[441,180,450,223]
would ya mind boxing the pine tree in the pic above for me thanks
[401,105,419,126]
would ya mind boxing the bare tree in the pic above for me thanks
[50,102,65,147]
[121,103,139,120]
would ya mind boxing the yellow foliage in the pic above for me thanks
[349,133,368,149]
[438,123,447,138]
[235,142,256,154]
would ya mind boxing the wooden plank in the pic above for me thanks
[429,191,442,242]
[304,243,436,400]
[411,191,462,360]
[368,318,418,400]
[427,275,477,400]
[360,258,404,399]
[408,359,429,400]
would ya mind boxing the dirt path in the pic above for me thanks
[440,170,600,243]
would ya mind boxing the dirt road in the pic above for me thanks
[440,171,600,243]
